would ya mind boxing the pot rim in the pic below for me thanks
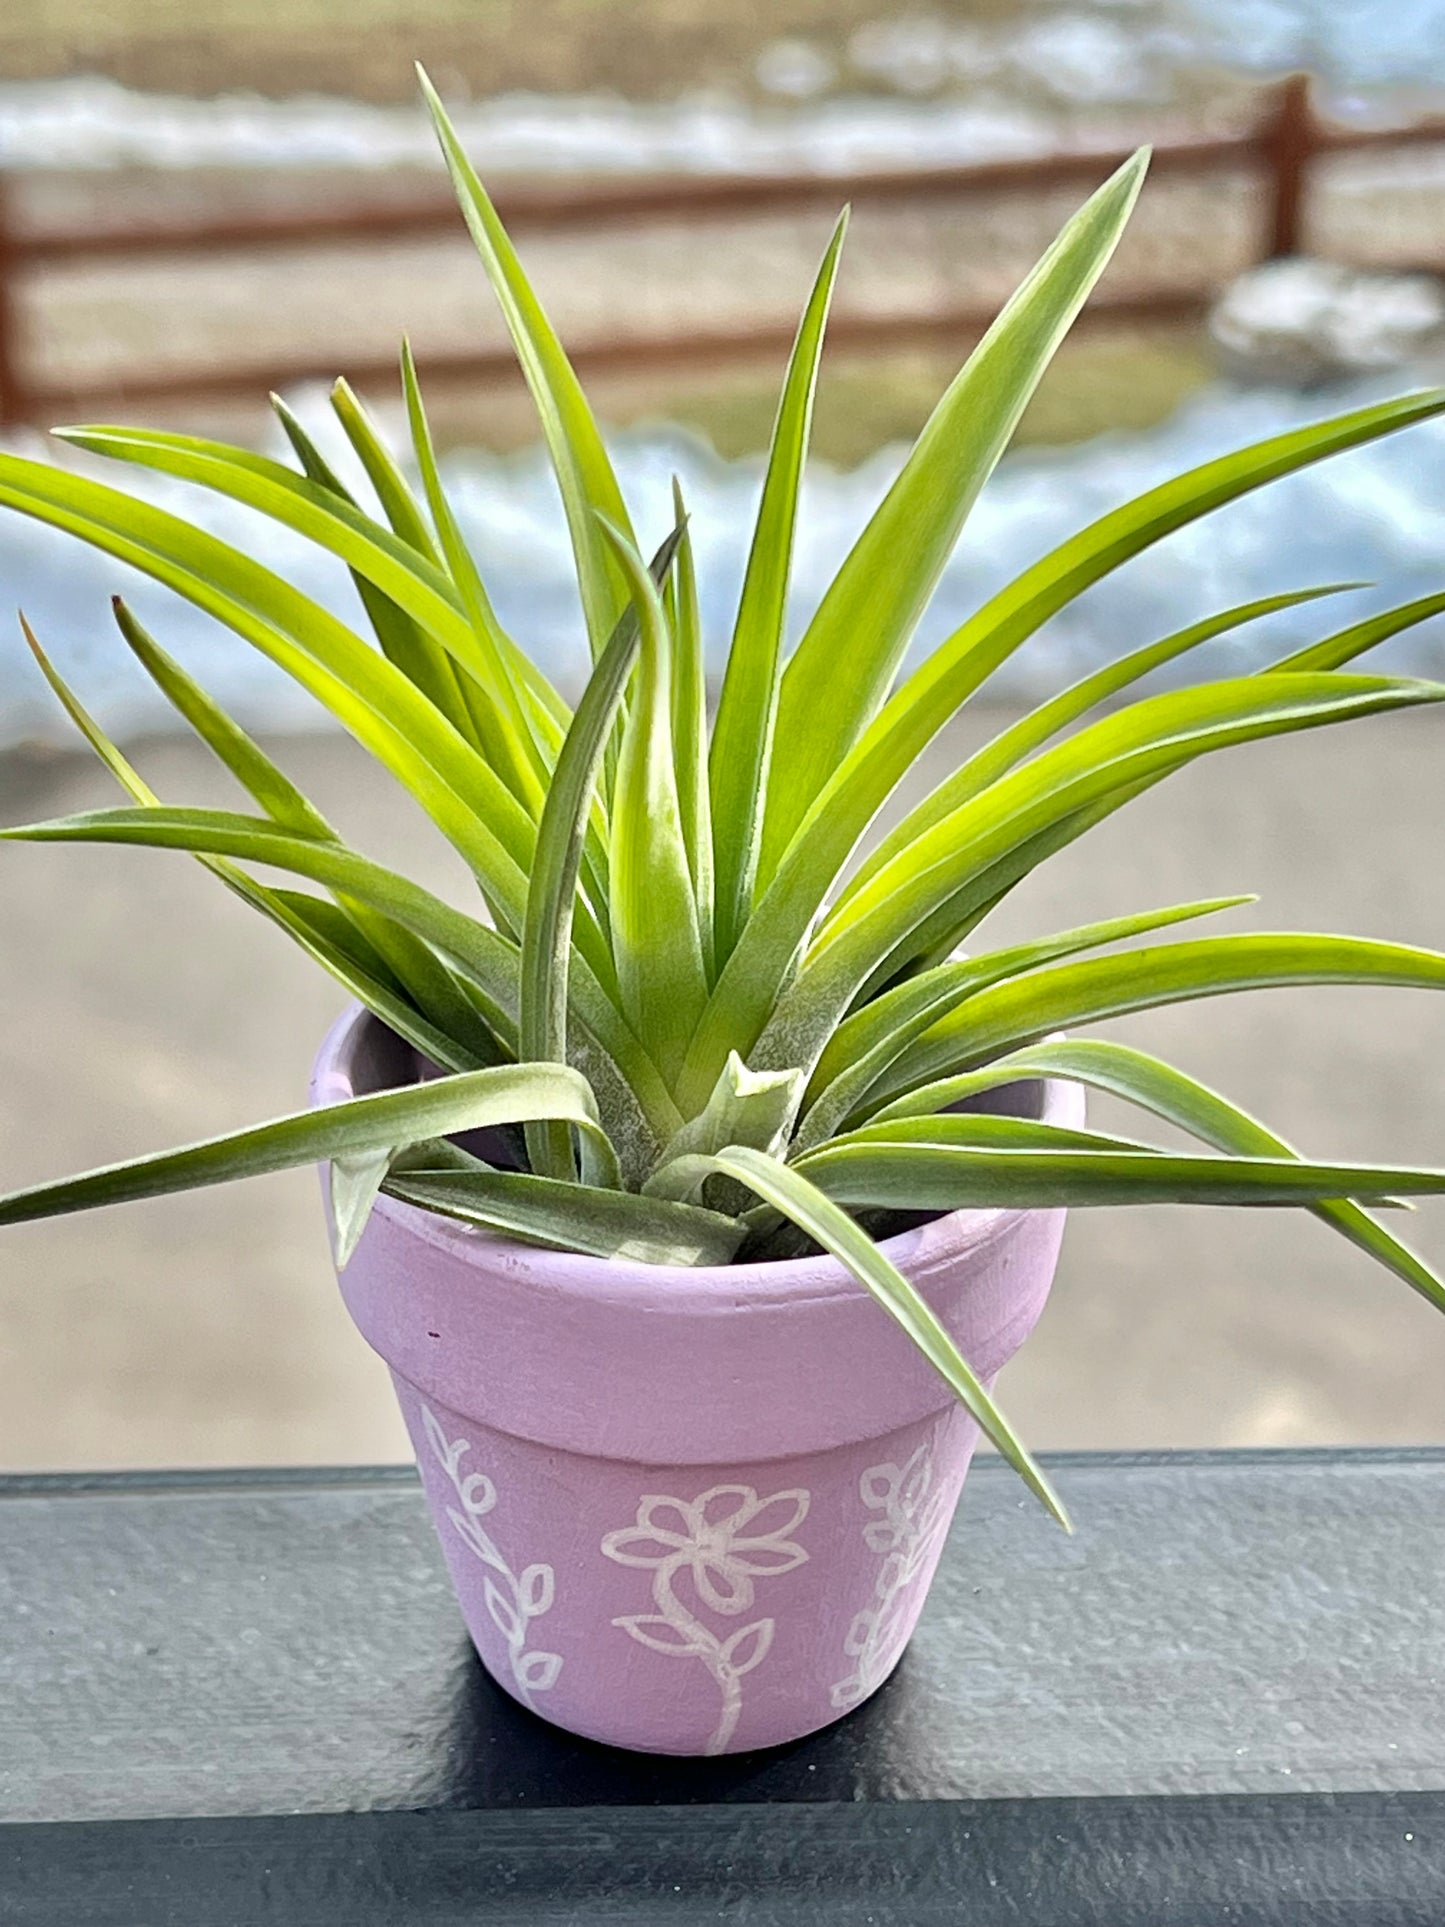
[318,1004,1083,1460]
[313,1001,1080,1312]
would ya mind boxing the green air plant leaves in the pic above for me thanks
[52,419,535,773]
[416,66,637,662]
[757,149,1150,880]
[868,1040,1445,1314]
[792,1137,1445,1213]
[835,583,1363,914]
[384,1141,744,1267]
[6,95,1445,1528]
[520,523,687,1180]
[657,1053,805,1168]
[732,673,1445,1097]
[866,931,1445,1107]
[794,895,1255,1153]
[0,446,564,954]
[20,612,499,1075]
[667,478,714,976]
[708,212,847,965]
[600,517,711,1086]
[680,389,1445,1112]
[267,387,503,760]
[108,597,505,1064]
[0,1065,620,1229]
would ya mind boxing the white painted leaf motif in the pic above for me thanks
[843,1610,873,1659]
[517,1649,563,1692]
[614,1613,709,1656]
[860,1464,898,1509]
[485,1577,523,1645]
[863,1517,904,1554]
[897,1444,932,1518]
[459,1470,497,1516]
[446,1505,505,1572]
[720,1619,775,1678]
[900,1531,939,1589]
[878,1552,907,1596]
[830,1439,949,1713]
[421,1403,459,1477]
[519,1563,554,1618]
[420,1403,561,1706]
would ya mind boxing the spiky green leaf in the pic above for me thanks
[600,517,709,1085]
[0,1064,619,1228]
[417,65,637,661]
[759,151,1149,877]
[709,213,847,960]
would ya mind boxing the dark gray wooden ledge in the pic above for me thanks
[3,1449,1443,1925]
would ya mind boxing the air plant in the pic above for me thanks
[5,77,1445,1528]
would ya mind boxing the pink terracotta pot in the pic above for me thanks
[313,1004,1082,1757]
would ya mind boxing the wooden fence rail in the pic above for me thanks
[0,74,1442,428]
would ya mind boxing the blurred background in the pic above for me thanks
[2,0,1445,1469]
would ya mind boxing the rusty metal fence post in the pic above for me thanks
[1260,73,1316,259]
[0,173,27,429]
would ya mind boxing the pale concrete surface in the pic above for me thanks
[2,704,1444,1470]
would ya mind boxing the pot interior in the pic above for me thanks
[347,1020,526,1167]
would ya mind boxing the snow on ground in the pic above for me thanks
[4,373,1444,751]
[0,77,1063,178]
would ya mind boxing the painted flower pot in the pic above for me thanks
[314,1005,1082,1757]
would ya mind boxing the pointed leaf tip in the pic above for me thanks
[330,1145,394,1268]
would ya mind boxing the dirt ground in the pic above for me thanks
[0,0,1237,108]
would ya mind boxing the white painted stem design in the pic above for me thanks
[421,1404,562,1707]
[602,1485,810,1756]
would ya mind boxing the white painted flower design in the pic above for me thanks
[602,1484,809,1754]
[604,1486,809,1609]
